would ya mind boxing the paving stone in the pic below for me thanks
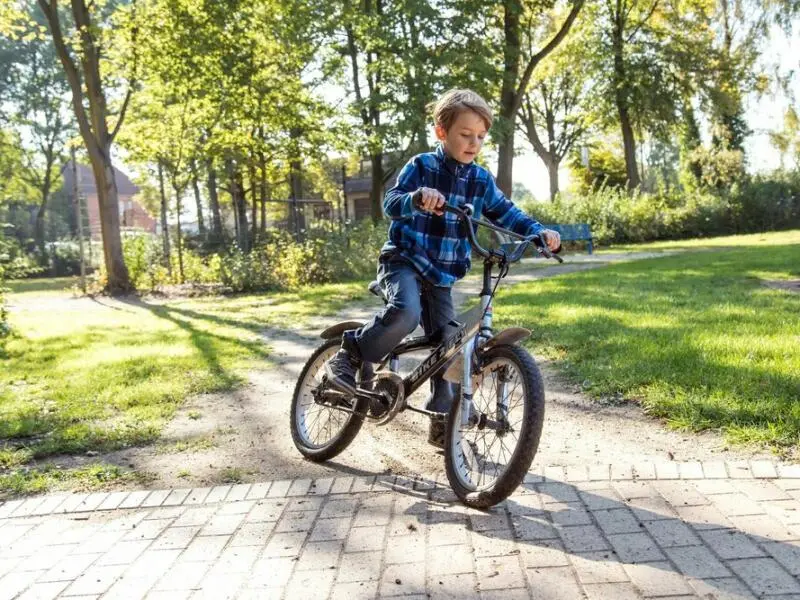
[749,460,778,479]
[386,534,426,564]
[263,531,307,558]
[217,500,255,516]
[208,544,260,574]
[338,550,383,582]
[346,524,387,553]
[118,490,150,510]
[246,499,287,523]
[123,549,181,581]
[248,556,295,588]
[140,490,170,508]
[200,513,245,536]
[244,482,271,500]
[162,488,191,506]
[468,508,508,532]
[479,588,531,600]
[380,562,426,596]
[642,519,701,547]
[679,462,704,480]
[427,572,478,599]
[674,504,733,530]
[543,465,566,482]
[732,479,792,501]
[580,488,623,511]
[321,498,359,519]
[266,480,292,498]
[183,487,212,505]
[583,582,642,600]
[39,552,102,582]
[295,540,344,571]
[287,496,324,512]
[475,555,526,591]
[763,498,800,525]
[151,526,200,550]
[428,544,473,575]
[173,507,216,528]
[12,497,48,518]
[518,539,570,568]
[593,508,642,535]
[224,484,251,502]
[612,481,657,500]
[622,561,693,597]
[777,465,800,478]
[287,478,313,497]
[652,480,710,507]
[728,513,799,542]
[627,496,678,521]
[352,476,376,494]
[144,506,184,520]
[727,557,800,595]
[697,529,766,560]
[428,521,470,547]
[330,580,379,600]
[564,465,589,482]
[152,560,210,592]
[701,461,729,479]
[632,463,657,480]
[726,461,753,479]
[588,464,611,481]
[570,551,629,584]
[549,502,592,527]
[203,486,231,504]
[538,483,579,504]
[180,534,229,562]
[470,529,517,559]
[610,464,634,481]
[607,532,664,563]
[524,565,584,599]
[761,540,800,575]
[687,576,756,600]
[511,514,558,540]
[95,540,151,567]
[664,544,731,578]
[230,521,275,546]
[15,580,70,600]
[709,493,765,517]
[0,570,47,600]
[655,462,680,480]
[0,500,24,519]
[558,525,610,553]
[330,477,355,494]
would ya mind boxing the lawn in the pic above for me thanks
[497,229,800,454]
[0,281,368,497]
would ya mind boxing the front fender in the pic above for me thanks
[320,321,364,340]
[481,327,531,352]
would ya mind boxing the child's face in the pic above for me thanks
[435,110,488,164]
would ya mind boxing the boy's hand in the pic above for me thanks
[413,187,446,215]
[540,229,561,253]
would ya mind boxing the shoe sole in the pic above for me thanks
[324,364,357,397]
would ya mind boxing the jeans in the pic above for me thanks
[347,256,460,413]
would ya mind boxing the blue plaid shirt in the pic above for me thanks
[381,145,544,287]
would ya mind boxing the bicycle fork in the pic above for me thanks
[461,273,495,427]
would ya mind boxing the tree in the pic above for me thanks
[31,0,137,293]
[1,2,77,261]
[518,27,594,200]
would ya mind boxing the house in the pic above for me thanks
[61,162,157,239]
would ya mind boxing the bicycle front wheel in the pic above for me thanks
[444,344,545,508]
[290,338,368,462]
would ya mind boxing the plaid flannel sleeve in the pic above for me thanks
[383,157,422,220]
[482,172,544,237]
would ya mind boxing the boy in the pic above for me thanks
[325,88,561,447]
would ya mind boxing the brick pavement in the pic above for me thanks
[1,461,799,599]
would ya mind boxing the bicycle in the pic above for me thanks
[290,202,564,508]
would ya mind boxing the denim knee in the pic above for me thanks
[381,302,421,336]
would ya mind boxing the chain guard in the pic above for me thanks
[370,371,405,426]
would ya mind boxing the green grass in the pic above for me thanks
[5,277,79,294]
[0,280,369,497]
[498,230,800,454]
[602,229,800,253]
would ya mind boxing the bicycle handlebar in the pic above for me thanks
[411,193,563,264]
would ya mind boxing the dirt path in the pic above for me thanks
[85,251,776,488]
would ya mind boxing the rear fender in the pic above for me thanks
[320,321,364,340]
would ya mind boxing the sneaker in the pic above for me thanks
[324,349,360,397]
[428,419,446,449]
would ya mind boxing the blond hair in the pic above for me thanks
[430,89,493,132]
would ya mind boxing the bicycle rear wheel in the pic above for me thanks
[290,338,368,461]
[444,344,545,508]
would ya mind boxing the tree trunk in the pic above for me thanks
[259,151,267,233]
[91,149,131,292]
[496,0,523,197]
[226,158,249,251]
[546,158,559,201]
[190,160,206,238]
[612,29,640,190]
[172,182,184,283]
[370,152,384,222]
[205,158,223,244]
[157,161,172,277]
[249,161,258,246]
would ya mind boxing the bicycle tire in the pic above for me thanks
[290,338,368,462]
[444,344,545,508]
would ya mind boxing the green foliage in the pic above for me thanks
[523,172,800,245]
[568,143,628,193]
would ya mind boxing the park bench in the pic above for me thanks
[543,223,594,254]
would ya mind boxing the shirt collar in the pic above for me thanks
[435,144,470,176]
